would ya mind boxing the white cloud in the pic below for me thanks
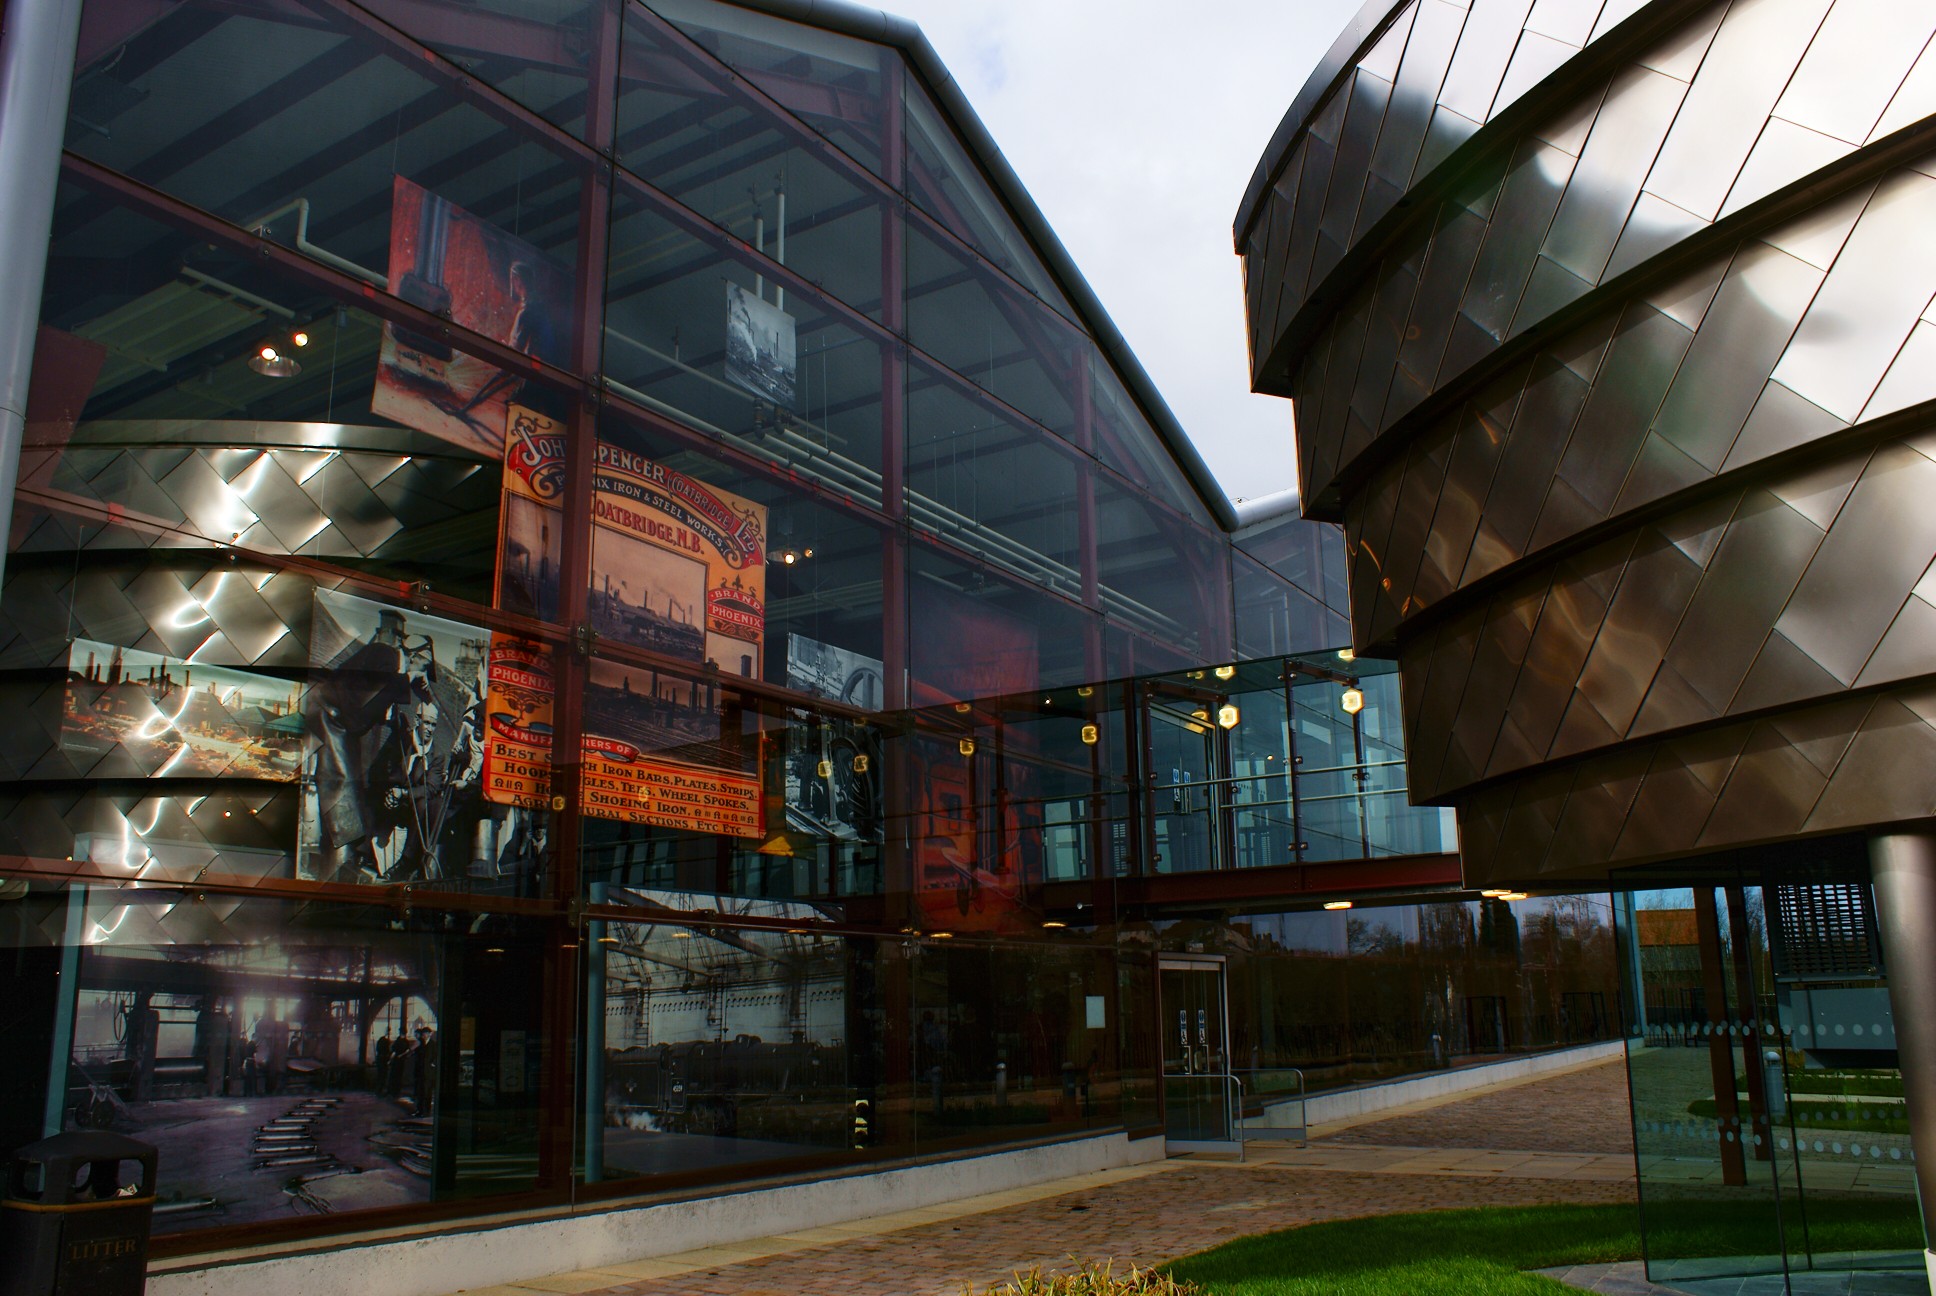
[878,0,1365,502]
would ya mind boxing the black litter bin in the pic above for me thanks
[0,1131,157,1296]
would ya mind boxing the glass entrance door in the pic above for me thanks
[1160,957,1235,1149]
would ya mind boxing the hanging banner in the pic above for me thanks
[373,177,570,458]
[480,636,764,837]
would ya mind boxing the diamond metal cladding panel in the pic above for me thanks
[1242,0,1936,512]
[1243,0,1936,884]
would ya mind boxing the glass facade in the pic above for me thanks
[0,0,1617,1259]
[1616,842,1925,1289]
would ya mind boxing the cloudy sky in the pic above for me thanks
[877,0,1366,503]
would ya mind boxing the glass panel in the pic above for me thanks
[602,188,885,510]
[357,0,606,139]
[904,358,1083,603]
[905,223,1081,443]
[1088,368,1211,525]
[8,886,554,1234]
[907,544,1096,703]
[1096,480,1230,671]
[1233,548,1350,661]
[647,0,890,178]
[69,0,589,359]
[39,180,556,608]
[615,4,886,322]
[902,79,1075,322]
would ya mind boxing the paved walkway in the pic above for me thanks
[452,1055,1638,1296]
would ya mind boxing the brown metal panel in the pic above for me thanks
[1614,427,1716,513]
[1665,489,1829,712]
[1729,626,1850,715]
[1804,690,1936,832]
[1491,763,1575,874]
[1570,526,1705,740]
[1454,137,1579,350]
[1447,585,1546,783]
[1407,603,1490,795]
[1632,655,1721,736]
[1540,301,1694,539]
[1389,201,1494,426]
[1775,442,1936,683]
[1543,745,1651,876]
[1854,594,1936,690]
[1541,64,1690,283]
[1698,718,1830,844]
[1380,421,1459,626]
[1651,240,1825,473]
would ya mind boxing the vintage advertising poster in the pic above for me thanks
[496,404,566,622]
[60,640,303,781]
[481,636,764,837]
[591,441,768,678]
[497,412,769,676]
[725,282,796,408]
[300,590,493,884]
[782,634,882,844]
[373,177,570,458]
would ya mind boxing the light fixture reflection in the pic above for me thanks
[1080,723,1099,745]
[1480,889,1511,898]
[1337,649,1356,663]
[958,737,976,757]
[1041,920,1067,929]
[1323,900,1353,911]
[1501,892,1529,902]
[1340,688,1365,715]
[1217,704,1240,729]
[1214,665,1236,680]
[249,346,301,378]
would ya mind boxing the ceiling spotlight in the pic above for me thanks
[1338,649,1356,663]
[1217,704,1240,729]
[779,548,798,565]
[802,548,813,558]
[671,929,693,939]
[1214,665,1236,680]
[1041,920,1067,929]
[1323,900,1353,911]
[291,331,310,347]
[249,346,300,378]
[597,935,619,945]
[931,930,954,940]
[1340,688,1365,715]
[1502,891,1529,902]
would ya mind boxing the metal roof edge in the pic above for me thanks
[714,0,1242,531]
[1232,0,1412,253]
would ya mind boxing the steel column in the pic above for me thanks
[1868,829,1936,1281]
[0,0,84,600]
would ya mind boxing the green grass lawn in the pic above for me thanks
[1163,1203,1643,1295]
[1159,1197,1926,1295]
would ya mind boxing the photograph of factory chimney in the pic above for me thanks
[61,640,303,781]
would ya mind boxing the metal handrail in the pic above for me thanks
[1236,1066,1307,1147]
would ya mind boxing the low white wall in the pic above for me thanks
[1242,1039,1626,1134]
[148,1131,1167,1296]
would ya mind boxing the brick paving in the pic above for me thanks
[456,1056,1639,1296]
[1323,1055,1638,1155]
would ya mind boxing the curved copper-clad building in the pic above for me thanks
[1238,0,1936,889]
[1240,0,1936,1283]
